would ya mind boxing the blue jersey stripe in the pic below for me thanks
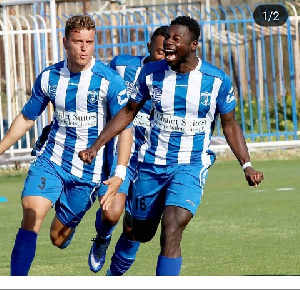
[144,128,160,164]
[166,132,182,165]
[198,74,214,118]
[174,74,189,117]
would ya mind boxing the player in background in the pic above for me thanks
[0,15,132,276]
[79,16,264,275]
[88,26,168,276]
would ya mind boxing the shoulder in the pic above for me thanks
[142,59,168,75]
[111,54,144,67]
[92,60,122,80]
[40,60,65,74]
[200,60,227,80]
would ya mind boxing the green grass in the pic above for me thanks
[0,157,299,276]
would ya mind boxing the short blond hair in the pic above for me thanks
[65,15,95,39]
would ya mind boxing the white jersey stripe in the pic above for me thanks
[50,126,66,166]
[178,134,193,163]
[41,70,50,98]
[154,130,171,165]
[185,70,202,118]
[117,65,126,79]
[161,70,176,115]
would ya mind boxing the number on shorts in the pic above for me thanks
[38,177,46,190]
[135,196,146,211]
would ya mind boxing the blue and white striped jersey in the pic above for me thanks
[108,54,153,178]
[22,58,128,184]
[130,58,236,167]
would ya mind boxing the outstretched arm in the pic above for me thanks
[78,100,142,164]
[0,113,35,155]
[220,110,264,187]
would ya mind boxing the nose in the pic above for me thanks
[81,41,87,51]
[164,37,172,47]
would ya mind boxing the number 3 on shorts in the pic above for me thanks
[38,177,46,190]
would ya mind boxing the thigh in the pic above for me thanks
[166,165,208,216]
[55,177,98,228]
[21,195,53,233]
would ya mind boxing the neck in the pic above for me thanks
[172,55,198,74]
[67,58,92,73]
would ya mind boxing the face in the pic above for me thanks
[63,29,95,73]
[163,25,197,69]
[147,34,165,62]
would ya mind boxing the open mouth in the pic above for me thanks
[164,48,177,62]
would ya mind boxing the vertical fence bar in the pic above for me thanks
[286,17,298,139]
[269,27,279,140]
[2,5,14,156]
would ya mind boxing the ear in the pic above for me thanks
[63,37,68,50]
[147,42,151,53]
[191,40,198,52]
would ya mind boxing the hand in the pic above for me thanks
[244,167,264,187]
[100,176,123,210]
[78,147,97,164]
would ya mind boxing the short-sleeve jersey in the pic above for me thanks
[21,58,128,183]
[108,54,153,173]
[130,58,236,167]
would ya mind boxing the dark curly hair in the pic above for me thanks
[170,16,200,41]
[65,15,95,39]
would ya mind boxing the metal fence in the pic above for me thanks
[0,1,299,159]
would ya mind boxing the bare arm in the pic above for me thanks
[221,110,264,187]
[0,113,35,155]
[79,100,142,164]
[116,127,133,167]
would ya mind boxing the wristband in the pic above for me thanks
[242,162,252,171]
[114,165,126,181]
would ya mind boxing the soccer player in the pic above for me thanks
[79,16,264,276]
[88,26,168,276]
[0,15,132,276]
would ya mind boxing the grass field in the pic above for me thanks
[0,151,299,278]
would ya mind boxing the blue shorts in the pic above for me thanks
[131,163,208,220]
[22,156,98,228]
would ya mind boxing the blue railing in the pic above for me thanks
[50,4,299,142]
